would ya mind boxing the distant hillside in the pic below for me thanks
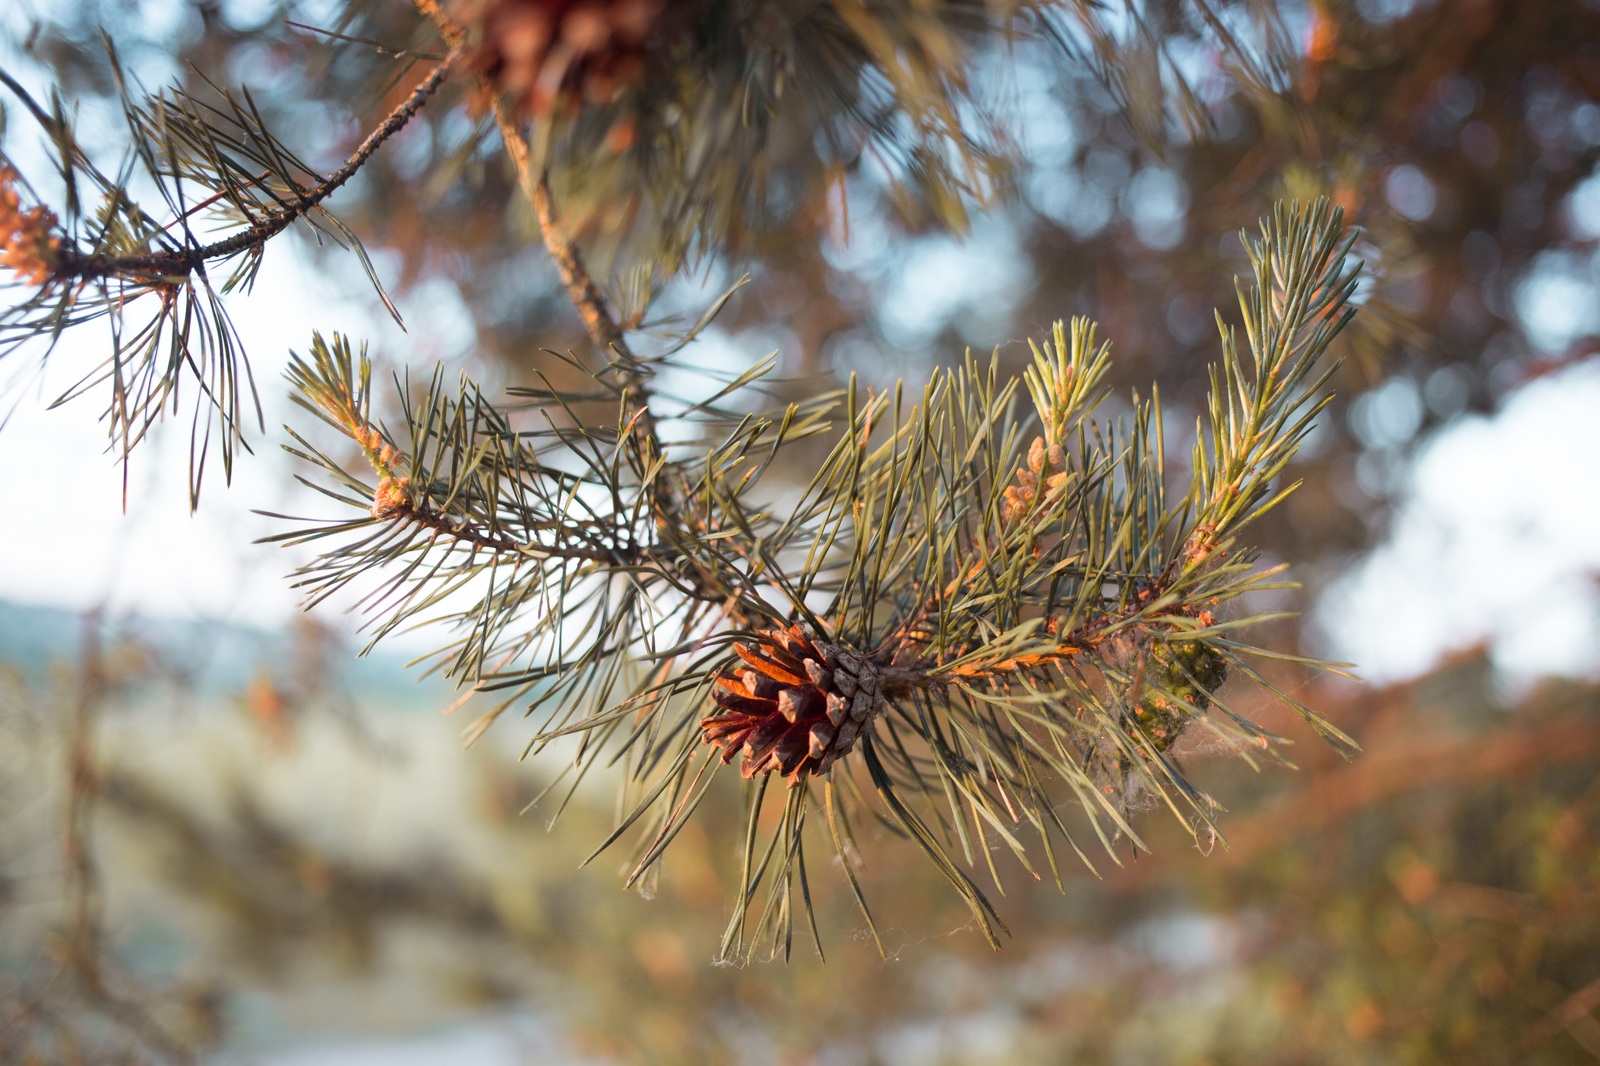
[0,599,452,710]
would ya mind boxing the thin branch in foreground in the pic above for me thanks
[46,54,457,285]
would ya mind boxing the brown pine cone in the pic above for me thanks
[700,625,885,783]
[465,0,667,119]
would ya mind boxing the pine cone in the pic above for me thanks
[466,0,668,119]
[700,625,885,783]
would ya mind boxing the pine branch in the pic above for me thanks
[522,169,685,534]
[414,0,744,619]
[276,198,1361,962]
[431,0,1019,271]
[269,330,837,712]
[528,172,625,353]
[413,0,637,399]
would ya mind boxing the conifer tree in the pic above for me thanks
[0,1,1367,959]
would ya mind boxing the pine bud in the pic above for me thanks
[0,168,60,288]
[1001,434,1070,523]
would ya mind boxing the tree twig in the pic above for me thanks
[486,104,675,499]
[389,497,642,566]
[60,612,194,1062]
[62,614,104,1000]
[1523,972,1600,1056]
[412,0,662,453]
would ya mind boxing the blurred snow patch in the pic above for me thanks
[215,1011,596,1066]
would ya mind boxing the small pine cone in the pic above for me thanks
[700,625,885,783]
[466,0,668,120]
[1134,639,1229,753]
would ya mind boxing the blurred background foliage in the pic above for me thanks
[2,0,1599,1060]
[2,613,1596,1063]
